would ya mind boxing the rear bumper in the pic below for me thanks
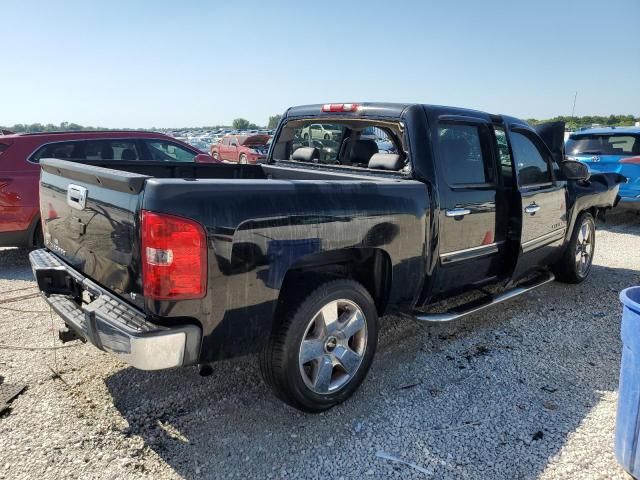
[29,249,201,370]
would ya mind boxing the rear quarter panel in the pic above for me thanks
[141,178,430,361]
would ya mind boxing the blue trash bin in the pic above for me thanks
[616,286,640,479]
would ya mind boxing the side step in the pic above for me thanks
[414,272,555,323]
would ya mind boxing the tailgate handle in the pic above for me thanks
[445,208,471,218]
[524,203,540,215]
[67,184,88,211]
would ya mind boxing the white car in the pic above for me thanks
[300,124,342,141]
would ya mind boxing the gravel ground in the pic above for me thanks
[0,211,639,479]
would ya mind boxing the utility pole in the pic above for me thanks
[571,91,578,118]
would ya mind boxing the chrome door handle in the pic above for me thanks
[445,208,471,217]
[524,204,540,214]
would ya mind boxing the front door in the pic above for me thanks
[506,125,567,280]
[433,116,507,294]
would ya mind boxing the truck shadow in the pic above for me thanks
[104,262,637,479]
[0,248,34,281]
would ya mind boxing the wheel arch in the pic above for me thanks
[276,248,392,321]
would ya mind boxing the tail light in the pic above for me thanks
[620,156,640,164]
[321,103,360,113]
[141,210,207,300]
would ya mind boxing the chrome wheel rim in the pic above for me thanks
[575,218,594,276]
[298,299,367,395]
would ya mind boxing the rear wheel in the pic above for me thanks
[260,279,378,412]
[212,151,219,161]
[239,154,247,164]
[553,212,595,283]
[324,134,330,140]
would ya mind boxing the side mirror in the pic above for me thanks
[561,160,590,181]
[195,153,217,163]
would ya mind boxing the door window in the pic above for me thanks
[438,124,493,185]
[30,141,82,162]
[145,140,196,162]
[83,140,139,160]
[510,132,552,186]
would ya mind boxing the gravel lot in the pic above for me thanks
[1,211,639,479]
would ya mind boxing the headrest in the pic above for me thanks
[292,147,319,162]
[351,139,379,163]
[368,153,404,171]
[101,144,114,160]
[121,148,137,161]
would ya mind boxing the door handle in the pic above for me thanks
[445,208,471,218]
[524,203,540,215]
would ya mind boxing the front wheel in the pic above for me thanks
[260,279,378,412]
[553,212,595,283]
[239,154,247,164]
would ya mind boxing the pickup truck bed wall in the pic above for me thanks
[40,158,429,360]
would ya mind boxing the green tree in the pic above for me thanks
[232,118,250,130]
[267,114,282,129]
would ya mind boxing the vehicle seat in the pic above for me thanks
[121,148,137,161]
[350,139,379,166]
[101,144,114,160]
[368,153,404,170]
[292,146,320,162]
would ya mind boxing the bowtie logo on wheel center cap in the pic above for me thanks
[324,336,338,353]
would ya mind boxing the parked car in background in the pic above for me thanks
[210,134,270,164]
[0,130,212,248]
[566,127,640,210]
[300,123,342,141]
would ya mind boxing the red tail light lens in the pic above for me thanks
[620,156,640,164]
[141,210,207,300]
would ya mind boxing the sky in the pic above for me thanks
[1,0,639,128]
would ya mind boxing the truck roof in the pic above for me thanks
[285,103,414,119]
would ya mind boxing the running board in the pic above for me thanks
[414,272,555,323]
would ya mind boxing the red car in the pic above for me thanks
[0,130,213,248]
[210,134,271,164]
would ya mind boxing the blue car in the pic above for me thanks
[566,127,640,210]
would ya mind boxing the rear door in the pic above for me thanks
[433,115,508,292]
[506,125,567,280]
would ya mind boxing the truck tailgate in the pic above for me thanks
[39,158,149,303]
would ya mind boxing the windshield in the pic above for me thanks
[566,134,640,156]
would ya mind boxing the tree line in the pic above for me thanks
[3,114,635,134]
[527,114,638,130]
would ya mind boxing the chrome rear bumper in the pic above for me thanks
[29,249,201,370]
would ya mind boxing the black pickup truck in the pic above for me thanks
[30,103,623,412]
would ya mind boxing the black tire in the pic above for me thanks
[553,212,595,283]
[260,279,378,412]
[212,151,219,161]
[303,133,309,140]
[324,134,330,140]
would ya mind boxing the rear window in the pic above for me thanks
[272,119,403,169]
[566,134,640,156]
